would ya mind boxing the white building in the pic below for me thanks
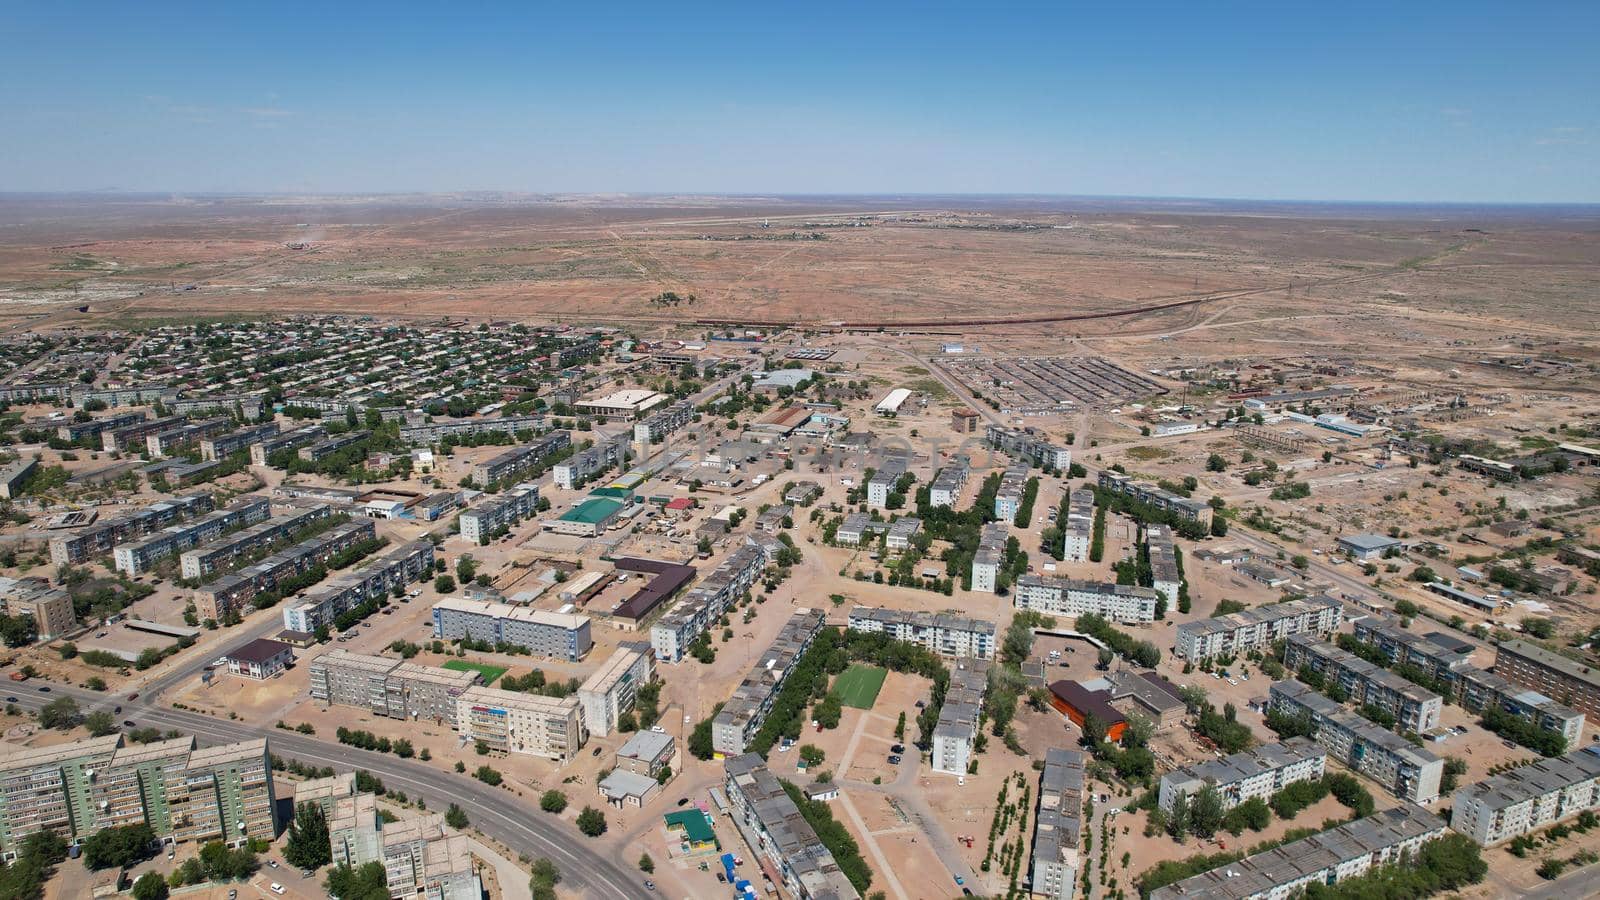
[1061,489,1094,563]
[847,607,996,659]
[1176,594,1344,661]
[971,522,1007,594]
[576,642,654,738]
[1013,575,1159,623]
[1269,680,1444,804]
[1157,737,1326,815]
[874,388,911,416]
[1030,748,1086,900]
[455,686,584,762]
[1452,746,1600,846]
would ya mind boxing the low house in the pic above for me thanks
[599,770,660,809]
[224,638,293,680]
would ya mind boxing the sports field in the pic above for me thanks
[443,659,506,685]
[835,664,887,709]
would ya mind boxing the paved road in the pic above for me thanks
[1521,862,1600,899]
[10,683,652,900]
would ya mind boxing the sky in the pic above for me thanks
[2,2,1597,202]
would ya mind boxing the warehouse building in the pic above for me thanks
[545,495,625,537]
[712,609,827,756]
[431,597,592,661]
[1176,594,1344,661]
[1268,680,1443,803]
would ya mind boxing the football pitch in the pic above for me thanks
[443,659,506,685]
[835,664,887,709]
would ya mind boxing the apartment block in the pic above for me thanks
[634,399,694,444]
[0,459,36,501]
[56,410,146,444]
[0,577,78,640]
[712,609,827,756]
[866,455,908,510]
[329,793,479,900]
[397,414,547,445]
[0,734,121,855]
[847,606,996,659]
[1149,805,1447,900]
[431,596,592,660]
[723,754,861,900]
[985,424,1072,470]
[459,483,540,543]
[199,422,280,461]
[101,414,187,452]
[308,650,481,728]
[1061,488,1094,562]
[1283,634,1444,734]
[195,518,375,621]
[929,458,969,508]
[456,686,584,762]
[933,661,989,775]
[971,521,1007,594]
[1030,748,1086,900]
[469,431,571,486]
[1097,470,1213,530]
[651,542,769,662]
[1494,639,1600,722]
[1146,524,1182,605]
[994,463,1030,522]
[1157,737,1326,815]
[147,417,232,458]
[169,393,265,420]
[114,495,272,575]
[552,436,629,489]
[1451,746,1600,846]
[281,539,435,633]
[1175,594,1343,661]
[1268,680,1444,803]
[74,383,172,409]
[577,642,655,738]
[250,424,327,465]
[1349,619,1474,683]
[179,504,335,580]
[298,430,370,462]
[1014,575,1159,623]
[885,516,921,552]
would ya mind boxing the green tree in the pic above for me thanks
[81,823,158,870]
[576,806,608,837]
[325,862,390,900]
[445,803,470,829]
[540,790,568,813]
[530,858,561,900]
[131,871,169,900]
[283,802,332,870]
[38,696,80,730]
[84,710,117,736]
[638,852,655,873]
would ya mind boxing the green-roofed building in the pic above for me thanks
[546,496,625,537]
[588,486,635,501]
[663,809,719,851]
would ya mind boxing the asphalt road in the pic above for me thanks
[11,683,652,900]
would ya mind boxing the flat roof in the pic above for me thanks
[433,596,589,630]
[1498,639,1600,689]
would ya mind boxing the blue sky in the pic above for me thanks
[2,2,1596,201]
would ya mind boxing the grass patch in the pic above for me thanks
[1124,446,1173,461]
[904,378,951,401]
[443,659,506,685]
[834,664,887,709]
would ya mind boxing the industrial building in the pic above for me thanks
[874,387,911,416]
[1175,594,1344,661]
[1148,805,1448,900]
[1014,575,1159,623]
[431,597,592,660]
[724,754,862,900]
[847,606,996,659]
[1268,680,1444,803]
[1451,746,1600,846]
[1335,533,1405,561]
[1029,748,1086,900]
[455,686,584,762]
[1283,634,1444,734]
[712,609,827,756]
[1158,738,1326,816]
[546,495,626,537]
[577,642,655,737]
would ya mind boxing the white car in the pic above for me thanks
[270,885,285,895]
[651,725,666,734]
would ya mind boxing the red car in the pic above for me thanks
[126,692,139,701]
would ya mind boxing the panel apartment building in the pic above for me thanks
[1176,594,1344,661]
[309,650,481,728]
[1014,575,1160,623]
[1157,737,1325,815]
[994,463,1030,522]
[1149,805,1448,900]
[0,735,277,856]
[114,495,272,575]
[179,504,335,580]
[469,432,571,486]
[985,425,1072,470]
[1061,488,1094,562]
[1029,748,1087,900]
[1283,633,1445,734]
[1145,524,1182,605]
[933,661,989,775]
[1097,470,1213,530]
[458,483,540,543]
[199,422,280,461]
[329,793,479,900]
[929,458,969,509]
[456,686,584,762]
[397,414,546,445]
[651,542,769,662]
[1494,639,1600,722]
[57,410,146,444]
[431,596,592,661]
[0,578,77,641]
[50,493,214,566]
[724,754,861,900]
[847,606,996,659]
[970,522,1008,594]
[147,417,232,458]
[281,539,437,634]
[1451,745,1600,846]
[1269,680,1444,804]
[249,424,327,465]
[633,399,694,444]
[552,436,629,489]
[194,518,375,621]
[101,414,187,452]
[712,609,828,756]
[577,642,655,737]
[866,455,909,510]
